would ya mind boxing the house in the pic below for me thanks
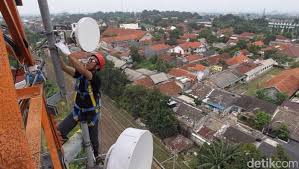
[159,54,177,66]
[101,27,147,47]
[235,59,277,82]
[169,42,206,55]
[163,135,193,153]
[232,95,278,115]
[222,126,256,144]
[175,77,193,91]
[144,44,171,58]
[264,68,299,98]
[168,68,197,81]
[133,77,154,89]
[210,65,223,72]
[182,64,209,81]
[180,33,198,41]
[226,54,249,66]
[271,107,299,142]
[209,69,245,88]
[238,32,255,40]
[106,55,127,69]
[212,42,227,50]
[202,89,240,113]
[175,103,205,129]
[253,40,264,47]
[275,35,291,43]
[149,72,169,84]
[156,80,182,97]
[119,23,141,30]
[206,53,231,65]
[279,44,299,60]
[124,68,145,82]
[184,55,203,64]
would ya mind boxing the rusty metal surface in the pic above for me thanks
[25,93,43,168]
[16,85,41,100]
[0,0,34,65]
[0,30,35,169]
[41,101,63,169]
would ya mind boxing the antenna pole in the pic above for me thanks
[37,0,66,96]
[81,122,96,168]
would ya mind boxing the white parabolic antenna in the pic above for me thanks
[74,17,100,52]
[106,128,153,169]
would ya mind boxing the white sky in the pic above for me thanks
[18,0,299,15]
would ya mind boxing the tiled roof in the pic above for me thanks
[179,42,203,50]
[206,53,230,65]
[265,68,299,96]
[235,62,258,74]
[253,40,264,47]
[280,45,299,58]
[181,33,198,40]
[185,55,203,63]
[133,77,154,88]
[189,64,206,71]
[223,127,256,144]
[197,126,216,141]
[239,32,255,37]
[102,27,146,43]
[148,44,171,52]
[168,68,196,81]
[226,54,248,66]
[159,55,176,62]
[157,81,182,97]
[163,135,193,153]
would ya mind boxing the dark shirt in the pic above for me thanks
[73,70,101,109]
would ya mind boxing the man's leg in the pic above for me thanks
[58,113,77,140]
[88,120,99,157]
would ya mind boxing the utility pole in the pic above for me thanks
[37,0,66,96]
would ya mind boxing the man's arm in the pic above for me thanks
[59,55,76,76]
[68,54,93,80]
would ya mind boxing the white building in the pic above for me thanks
[119,23,141,30]
[245,59,278,81]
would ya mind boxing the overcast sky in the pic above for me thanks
[18,0,299,16]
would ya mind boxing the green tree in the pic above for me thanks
[264,33,276,45]
[254,111,271,130]
[130,46,143,63]
[196,140,241,169]
[198,28,217,44]
[99,60,128,99]
[275,92,288,105]
[274,123,290,141]
[272,145,290,166]
[236,40,248,50]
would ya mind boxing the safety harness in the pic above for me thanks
[73,75,101,126]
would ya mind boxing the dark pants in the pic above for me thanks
[58,113,99,157]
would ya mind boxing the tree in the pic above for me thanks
[198,28,217,44]
[99,60,128,99]
[196,140,241,169]
[254,111,271,130]
[272,145,290,164]
[274,123,290,141]
[264,33,276,45]
[130,46,143,63]
[236,40,248,50]
[275,92,288,105]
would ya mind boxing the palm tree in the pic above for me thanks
[196,139,241,169]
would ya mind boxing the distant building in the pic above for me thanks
[144,44,171,58]
[268,22,299,34]
[119,23,141,30]
[169,42,206,56]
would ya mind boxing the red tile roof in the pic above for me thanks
[102,27,146,43]
[179,42,203,50]
[181,33,198,40]
[265,68,299,96]
[148,44,171,52]
[253,40,264,47]
[206,53,231,65]
[280,45,299,58]
[189,64,206,71]
[157,81,182,97]
[197,126,216,140]
[133,77,154,88]
[235,62,258,74]
[226,54,248,66]
[185,55,203,63]
[239,32,255,38]
[276,35,289,40]
[168,68,196,81]
[159,55,176,62]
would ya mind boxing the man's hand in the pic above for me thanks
[55,42,71,56]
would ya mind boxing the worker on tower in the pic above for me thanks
[55,42,105,159]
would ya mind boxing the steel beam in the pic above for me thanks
[0,30,35,169]
[16,85,42,100]
[0,0,34,65]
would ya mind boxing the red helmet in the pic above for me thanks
[93,53,105,70]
